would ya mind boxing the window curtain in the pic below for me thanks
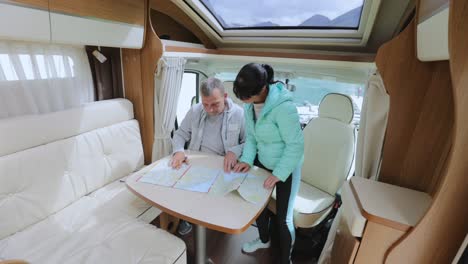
[152,57,187,161]
[355,71,389,180]
[0,40,94,119]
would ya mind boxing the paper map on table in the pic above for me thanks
[210,171,248,196]
[138,158,220,193]
[139,159,269,202]
[210,171,269,204]
[138,158,188,187]
[237,173,270,204]
[173,167,220,193]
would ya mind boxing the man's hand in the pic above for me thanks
[233,162,251,173]
[263,174,280,189]
[170,151,188,169]
[224,151,238,172]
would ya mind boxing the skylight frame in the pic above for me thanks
[175,0,381,46]
[198,0,364,31]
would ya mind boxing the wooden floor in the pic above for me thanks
[152,217,320,264]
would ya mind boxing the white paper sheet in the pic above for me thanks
[139,158,188,187]
[139,160,271,202]
[237,173,270,204]
[210,171,270,204]
[210,172,248,196]
[173,167,221,193]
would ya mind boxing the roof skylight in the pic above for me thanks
[199,0,364,29]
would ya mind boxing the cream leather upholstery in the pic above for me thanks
[270,93,355,228]
[0,197,185,263]
[0,98,134,157]
[270,178,335,227]
[0,99,185,263]
[223,81,244,106]
[318,93,354,124]
[88,174,161,223]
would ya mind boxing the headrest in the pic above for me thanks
[318,93,354,124]
[223,81,244,106]
[0,98,134,157]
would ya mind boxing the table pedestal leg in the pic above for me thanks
[195,224,213,264]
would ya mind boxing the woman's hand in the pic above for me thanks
[233,162,251,173]
[264,174,280,189]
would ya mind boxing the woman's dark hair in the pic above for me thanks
[233,63,277,100]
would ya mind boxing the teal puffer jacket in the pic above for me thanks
[240,82,304,181]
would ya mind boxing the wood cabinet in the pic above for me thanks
[331,216,360,264]
[49,0,145,26]
[332,177,432,263]
[354,222,405,263]
[0,0,145,48]
[0,2,50,42]
[4,0,48,9]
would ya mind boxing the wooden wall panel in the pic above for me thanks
[330,216,360,264]
[419,0,449,22]
[5,0,48,9]
[375,20,453,195]
[150,0,216,49]
[49,0,145,26]
[150,9,201,44]
[384,0,468,262]
[122,2,163,164]
[165,46,375,63]
[354,222,405,264]
[122,49,147,155]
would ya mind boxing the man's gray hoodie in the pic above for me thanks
[172,98,245,157]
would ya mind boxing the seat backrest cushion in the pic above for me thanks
[223,81,244,107]
[0,99,144,239]
[318,93,354,123]
[302,93,355,195]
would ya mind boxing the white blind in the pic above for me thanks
[0,40,94,118]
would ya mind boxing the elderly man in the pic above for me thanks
[171,77,245,235]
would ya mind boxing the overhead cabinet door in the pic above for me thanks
[48,0,145,48]
[0,1,50,43]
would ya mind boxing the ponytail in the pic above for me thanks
[261,64,275,85]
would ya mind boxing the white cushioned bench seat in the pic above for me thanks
[0,197,185,263]
[89,175,161,223]
[0,99,185,263]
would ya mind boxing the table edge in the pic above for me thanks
[126,180,271,235]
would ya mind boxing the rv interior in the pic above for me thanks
[0,0,467,263]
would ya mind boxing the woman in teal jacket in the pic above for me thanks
[233,63,304,264]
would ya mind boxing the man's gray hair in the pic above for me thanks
[200,77,225,97]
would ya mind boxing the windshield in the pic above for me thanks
[291,77,363,126]
[215,73,364,127]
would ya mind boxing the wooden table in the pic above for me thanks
[126,151,273,264]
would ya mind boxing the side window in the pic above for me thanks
[176,72,199,127]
